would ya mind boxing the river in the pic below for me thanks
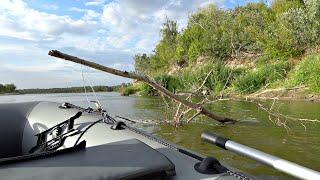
[0,92,319,179]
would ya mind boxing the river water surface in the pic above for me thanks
[0,92,319,179]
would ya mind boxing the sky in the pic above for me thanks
[0,0,260,89]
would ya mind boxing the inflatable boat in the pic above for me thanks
[0,101,250,180]
[0,101,319,179]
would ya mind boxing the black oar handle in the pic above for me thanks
[201,132,229,149]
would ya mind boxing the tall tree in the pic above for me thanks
[134,53,151,75]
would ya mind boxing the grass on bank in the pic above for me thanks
[122,52,320,97]
[233,58,291,94]
[119,84,141,96]
[287,54,320,93]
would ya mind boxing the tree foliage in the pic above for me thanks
[134,0,320,94]
[0,84,16,94]
[134,53,150,75]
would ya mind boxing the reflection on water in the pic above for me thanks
[1,92,319,178]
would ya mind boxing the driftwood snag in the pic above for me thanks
[48,50,236,123]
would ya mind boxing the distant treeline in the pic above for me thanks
[17,84,127,94]
[0,84,17,94]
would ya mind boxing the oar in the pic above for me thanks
[201,132,320,180]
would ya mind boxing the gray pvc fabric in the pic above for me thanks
[0,102,40,158]
[0,139,175,180]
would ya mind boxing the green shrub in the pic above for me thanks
[234,60,290,93]
[179,62,245,94]
[263,0,320,58]
[155,75,182,93]
[0,84,16,94]
[291,54,320,92]
[139,83,157,96]
[234,69,269,93]
[137,75,183,96]
[271,0,304,15]
[204,63,243,93]
[120,85,140,96]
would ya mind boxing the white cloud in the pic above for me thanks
[100,0,223,51]
[106,35,133,49]
[1,61,71,73]
[135,38,157,53]
[112,63,134,70]
[85,0,106,6]
[0,45,133,88]
[69,7,100,20]
[42,4,59,10]
[69,7,85,12]
[0,0,97,42]
[0,44,26,51]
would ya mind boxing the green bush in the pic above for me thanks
[179,62,245,94]
[0,84,16,94]
[203,63,243,93]
[291,54,320,92]
[139,83,157,96]
[120,85,140,96]
[234,60,290,93]
[263,0,320,58]
[271,0,304,15]
[137,75,183,96]
[155,75,182,93]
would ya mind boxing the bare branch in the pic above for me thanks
[187,111,201,123]
[220,70,232,98]
[49,50,236,123]
[246,99,320,130]
[174,103,182,122]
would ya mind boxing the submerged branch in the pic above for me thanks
[245,98,320,131]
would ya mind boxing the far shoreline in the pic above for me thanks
[1,85,319,103]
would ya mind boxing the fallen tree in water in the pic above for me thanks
[48,50,236,124]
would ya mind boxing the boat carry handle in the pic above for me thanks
[201,132,320,180]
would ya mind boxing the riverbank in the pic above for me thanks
[244,86,320,102]
[122,84,320,103]
[122,50,320,102]
[129,1,320,103]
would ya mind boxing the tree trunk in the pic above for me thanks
[48,50,236,123]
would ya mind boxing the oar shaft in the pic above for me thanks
[202,132,320,180]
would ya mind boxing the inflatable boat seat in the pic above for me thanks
[0,139,176,180]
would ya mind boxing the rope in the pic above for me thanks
[81,65,91,108]
[85,66,103,110]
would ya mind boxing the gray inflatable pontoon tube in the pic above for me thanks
[201,132,320,180]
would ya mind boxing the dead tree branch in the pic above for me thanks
[187,111,201,123]
[173,70,213,125]
[49,50,236,123]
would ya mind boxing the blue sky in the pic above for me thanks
[0,0,261,89]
